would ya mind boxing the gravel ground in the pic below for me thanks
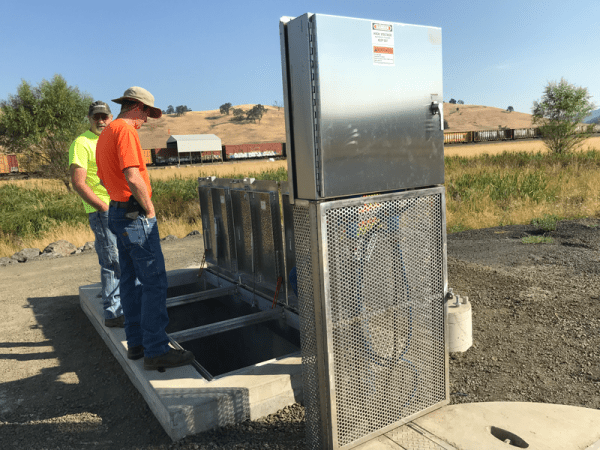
[2,219,600,449]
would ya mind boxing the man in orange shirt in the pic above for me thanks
[96,87,194,371]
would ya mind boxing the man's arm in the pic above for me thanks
[70,164,109,212]
[123,167,155,219]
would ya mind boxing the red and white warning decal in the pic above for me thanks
[371,22,394,66]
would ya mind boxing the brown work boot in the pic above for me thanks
[144,348,195,371]
[127,345,144,360]
[105,315,125,328]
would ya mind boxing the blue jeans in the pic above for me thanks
[88,211,122,320]
[108,207,170,358]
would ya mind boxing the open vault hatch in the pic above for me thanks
[79,178,303,441]
[186,177,301,380]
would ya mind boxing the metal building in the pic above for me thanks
[166,134,223,164]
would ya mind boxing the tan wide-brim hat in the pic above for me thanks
[112,86,162,119]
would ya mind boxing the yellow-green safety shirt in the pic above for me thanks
[68,130,111,213]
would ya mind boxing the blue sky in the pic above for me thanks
[1,0,598,115]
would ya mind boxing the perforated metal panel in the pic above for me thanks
[293,202,324,449]
[294,187,448,449]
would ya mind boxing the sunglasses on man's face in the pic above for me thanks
[92,114,110,122]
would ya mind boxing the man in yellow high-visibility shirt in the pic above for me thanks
[68,101,123,328]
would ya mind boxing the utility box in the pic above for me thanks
[280,13,449,450]
[280,13,444,201]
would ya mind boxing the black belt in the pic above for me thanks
[110,200,129,209]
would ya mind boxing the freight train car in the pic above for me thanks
[443,125,600,145]
[473,129,513,142]
[513,128,540,139]
[0,154,19,174]
[144,142,286,166]
[443,131,473,145]
[151,147,222,165]
[151,148,178,165]
[222,142,285,159]
[444,127,541,144]
[141,148,153,165]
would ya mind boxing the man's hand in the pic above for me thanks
[70,165,110,212]
[123,167,155,219]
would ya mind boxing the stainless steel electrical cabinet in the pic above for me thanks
[280,13,444,201]
[280,13,449,450]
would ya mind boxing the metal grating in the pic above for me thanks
[386,425,447,449]
[293,203,323,450]
[323,193,446,447]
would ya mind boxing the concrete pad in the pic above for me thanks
[81,267,600,448]
[353,435,405,449]
[412,402,600,450]
[79,268,302,441]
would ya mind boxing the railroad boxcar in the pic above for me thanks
[513,128,539,139]
[0,154,19,174]
[473,129,513,142]
[151,148,178,165]
[443,131,472,144]
[141,148,153,165]
[222,142,284,160]
[143,142,286,165]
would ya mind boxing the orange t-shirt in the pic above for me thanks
[96,119,152,202]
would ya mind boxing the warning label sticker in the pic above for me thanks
[372,22,394,66]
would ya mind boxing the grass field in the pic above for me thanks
[0,160,287,258]
[2,141,600,258]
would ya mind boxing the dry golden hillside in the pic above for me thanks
[0,103,535,153]
[137,103,535,148]
[443,104,534,132]
[137,104,287,149]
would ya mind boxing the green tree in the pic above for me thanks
[246,104,267,124]
[507,106,514,112]
[231,108,245,121]
[175,105,190,116]
[219,102,232,115]
[166,105,175,115]
[532,78,595,154]
[0,75,92,190]
[449,98,457,104]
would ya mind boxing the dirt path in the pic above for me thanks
[2,221,600,449]
[0,236,204,450]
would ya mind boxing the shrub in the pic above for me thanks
[531,214,561,232]
[521,236,554,244]
[0,184,86,236]
[532,78,595,154]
